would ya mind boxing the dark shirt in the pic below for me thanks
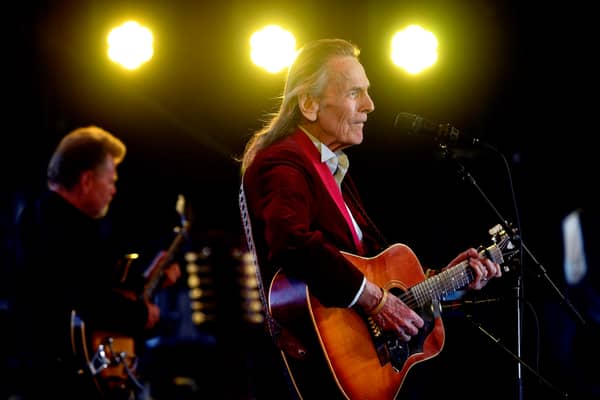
[11,189,149,398]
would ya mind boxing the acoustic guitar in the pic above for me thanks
[268,224,518,400]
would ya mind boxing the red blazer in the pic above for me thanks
[243,129,386,307]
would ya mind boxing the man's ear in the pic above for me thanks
[80,170,95,193]
[298,93,319,122]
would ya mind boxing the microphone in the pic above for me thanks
[394,112,480,146]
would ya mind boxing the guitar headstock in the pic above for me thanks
[176,194,186,219]
[484,224,520,273]
[175,194,193,233]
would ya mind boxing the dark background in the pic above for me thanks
[1,1,596,399]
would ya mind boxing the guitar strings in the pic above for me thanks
[396,261,474,309]
[396,238,510,309]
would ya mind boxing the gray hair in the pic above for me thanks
[241,38,360,173]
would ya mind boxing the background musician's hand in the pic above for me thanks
[145,250,182,288]
[161,262,181,288]
[144,301,161,329]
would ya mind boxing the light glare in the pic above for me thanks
[107,21,154,70]
[250,25,297,73]
[391,25,438,74]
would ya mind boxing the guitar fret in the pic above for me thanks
[410,260,477,310]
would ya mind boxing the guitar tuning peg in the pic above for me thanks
[488,224,504,236]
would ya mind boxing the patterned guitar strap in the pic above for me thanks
[238,181,282,342]
[238,180,308,359]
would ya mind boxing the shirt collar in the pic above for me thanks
[299,126,349,181]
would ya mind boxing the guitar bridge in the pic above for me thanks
[369,328,409,372]
[365,315,389,366]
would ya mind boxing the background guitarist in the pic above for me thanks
[10,126,181,399]
[239,38,502,400]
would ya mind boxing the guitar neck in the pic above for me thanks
[408,243,503,309]
[142,221,189,301]
[409,261,473,308]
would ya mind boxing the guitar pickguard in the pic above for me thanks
[368,288,438,372]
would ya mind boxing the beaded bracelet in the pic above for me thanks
[368,288,389,316]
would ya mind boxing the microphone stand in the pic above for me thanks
[438,143,585,400]
[464,313,568,399]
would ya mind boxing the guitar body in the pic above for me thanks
[91,330,138,394]
[269,243,445,400]
[70,311,139,399]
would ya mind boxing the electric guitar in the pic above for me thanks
[70,194,192,398]
[268,224,518,400]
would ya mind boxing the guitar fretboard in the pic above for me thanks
[407,243,504,309]
[409,263,472,308]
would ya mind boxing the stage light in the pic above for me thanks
[391,24,438,74]
[250,25,296,73]
[107,21,154,70]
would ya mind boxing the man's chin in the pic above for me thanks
[353,131,364,145]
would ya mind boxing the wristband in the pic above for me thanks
[368,288,389,316]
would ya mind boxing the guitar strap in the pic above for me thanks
[239,179,308,359]
[238,180,280,339]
